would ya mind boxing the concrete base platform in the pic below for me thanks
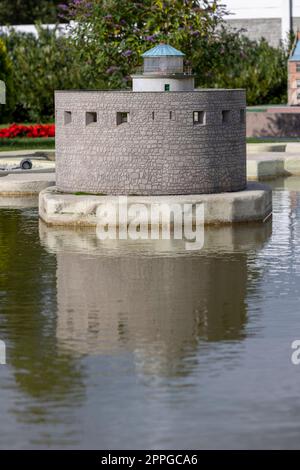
[39,183,272,227]
[0,173,55,195]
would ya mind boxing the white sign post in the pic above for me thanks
[0,80,6,104]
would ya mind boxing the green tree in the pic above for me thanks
[0,37,14,121]
[0,0,63,25]
[3,26,84,122]
[196,27,288,105]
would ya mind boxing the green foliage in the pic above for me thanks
[0,0,63,24]
[0,137,54,150]
[3,26,85,122]
[0,37,14,121]
[196,27,288,105]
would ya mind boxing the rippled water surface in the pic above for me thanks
[1,177,300,449]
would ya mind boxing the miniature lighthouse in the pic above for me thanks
[131,43,194,92]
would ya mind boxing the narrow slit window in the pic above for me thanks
[64,111,72,125]
[86,112,97,125]
[169,111,175,121]
[164,84,170,92]
[117,112,129,125]
[193,111,205,125]
[297,63,300,72]
[222,110,230,124]
[152,111,155,120]
[240,109,245,124]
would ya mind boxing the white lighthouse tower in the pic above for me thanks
[131,43,194,92]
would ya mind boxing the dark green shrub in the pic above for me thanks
[3,26,85,122]
[0,37,14,122]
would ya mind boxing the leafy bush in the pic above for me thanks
[0,37,14,121]
[2,26,85,122]
[0,0,63,25]
[196,27,288,105]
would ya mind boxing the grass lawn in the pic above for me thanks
[0,137,55,152]
[247,137,300,144]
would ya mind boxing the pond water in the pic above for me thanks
[1,177,300,449]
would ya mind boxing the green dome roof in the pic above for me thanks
[142,44,185,57]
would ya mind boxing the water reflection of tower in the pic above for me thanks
[40,222,272,377]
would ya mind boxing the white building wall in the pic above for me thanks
[0,24,69,37]
[132,77,194,92]
[224,0,300,45]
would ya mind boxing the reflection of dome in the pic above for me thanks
[40,221,271,377]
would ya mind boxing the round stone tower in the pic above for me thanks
[55,44,247,196]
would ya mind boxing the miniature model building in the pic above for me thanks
[288,32,300,106]
[55,44,246,196]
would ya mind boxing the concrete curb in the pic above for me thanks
[247,153,300,179]
[39,183,272,227]
[0,149,55,160]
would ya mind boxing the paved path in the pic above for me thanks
[0,171,55,195]
[0,149,55,158]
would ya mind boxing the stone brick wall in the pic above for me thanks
[55,90,246,196]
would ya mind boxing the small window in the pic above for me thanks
[152,111,155,120]
[164,84,170,92]
[222,110,230,124]
[297,63,300,72]
[86,112,97,125]
[193,111,205,125]
[297,80,300,88]
[117,112,129,125]
[64,111,72,125]
[240,109,245,124]
[169,111,175,121]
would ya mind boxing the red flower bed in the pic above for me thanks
[0,123,55,138]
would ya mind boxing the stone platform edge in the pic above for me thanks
[247,154,300,180]
[39,183,272,227]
